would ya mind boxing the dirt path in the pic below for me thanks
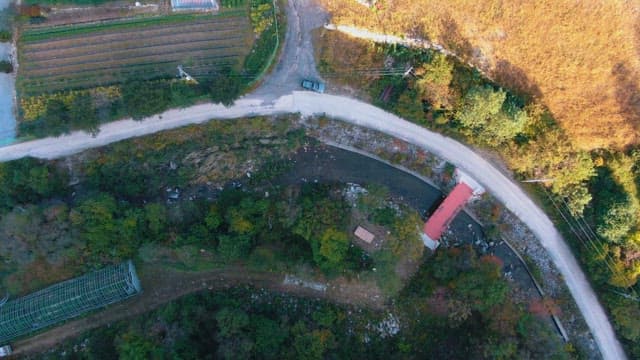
[12,264,385,356]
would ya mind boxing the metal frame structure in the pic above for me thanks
[0,260,142,343]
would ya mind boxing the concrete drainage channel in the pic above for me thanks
[501,235,570,342]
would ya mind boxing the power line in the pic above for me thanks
[540,185,636,295]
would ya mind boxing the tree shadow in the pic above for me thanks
[492,59,543,102]
[438,16,474,61]
[612,62,640,147]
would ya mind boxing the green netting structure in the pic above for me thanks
[0,260,142,343]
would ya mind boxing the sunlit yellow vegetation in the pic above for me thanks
[322,0,640,149]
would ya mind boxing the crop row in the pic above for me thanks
[22,10,248,42]
[20,56,239,94]
[22,16,247,48]
[23,45,245,79]
[22,37,245,70]
[22,26,245,57]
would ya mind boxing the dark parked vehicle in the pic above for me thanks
[301,79,325,93]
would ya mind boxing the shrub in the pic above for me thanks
[0,30,11,42]
[0,60,13,73]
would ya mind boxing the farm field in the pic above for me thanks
[17,10,253,96]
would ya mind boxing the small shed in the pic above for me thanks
[354,226,375,244]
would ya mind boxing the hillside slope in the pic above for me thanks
[322,0,640,150]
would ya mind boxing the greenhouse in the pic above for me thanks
[171,0,218,11]
[0,260,142,344]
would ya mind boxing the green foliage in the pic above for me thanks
[452,260,508,312]
[0,30,11,42]
[420,53,454,85]
[400,247,567,359]
[87,158,161,200]
[0,60,12,73]
[122,80,171,119]
[389,211,424,262]
[70,194,122,259]
[292,322,335,360]
[0,157,67,209]
[292,184,357,273]
[70,93,100,132]
[19,92,100,137]
[415,53,454,109]
[315,228,350,271]
[216,307,250,337]
[208,70,244,106]
[610,298,640,342]
[509,128,595,214]
[590,166,638,243]
[217,234,253,261]
[252,316,288,358]
[455,84,506,129]
[370,206,397,226]
[243,0,279,79]
[250,0,274,35]
[455,85,528,146]
[220,0,246,8]
[116,331,162,360]
[143,203,167,242]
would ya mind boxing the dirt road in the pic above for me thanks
[12,264,384,356]
[0,0,626,358]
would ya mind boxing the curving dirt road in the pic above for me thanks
[12,264,385,356]
[0,0,626,358]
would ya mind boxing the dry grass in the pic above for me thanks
[322,0,640,149]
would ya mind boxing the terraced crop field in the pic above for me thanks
[18,11,253,95]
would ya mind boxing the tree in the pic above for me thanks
[452,258,508,312]
[596,197,637,243]
[318,228,349,267]
[70,194,119,259]
[144,203,167,241]
[217,234,253,261]
[0,60,12,73]
[252,316,288,359]
[122,80,171,119]
[69,93,99,135]
[116,331,162,360]
[455,85,529,146]
[117,208,143,257]
[508,128,595,214]
[205,205,223,231]
[41,99,70,136]
[292,322,334,360]
[455,85,505,130]
[0,158,67,208]
[216,307,250,337]
[250,2,274,35]
[415,53,454,109]
[209,70,243,106]
[214,308,254,359]
[611,299,640,341]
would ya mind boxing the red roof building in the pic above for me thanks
[422,182,474,250]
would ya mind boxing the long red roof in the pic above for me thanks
[424,182,473,241]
